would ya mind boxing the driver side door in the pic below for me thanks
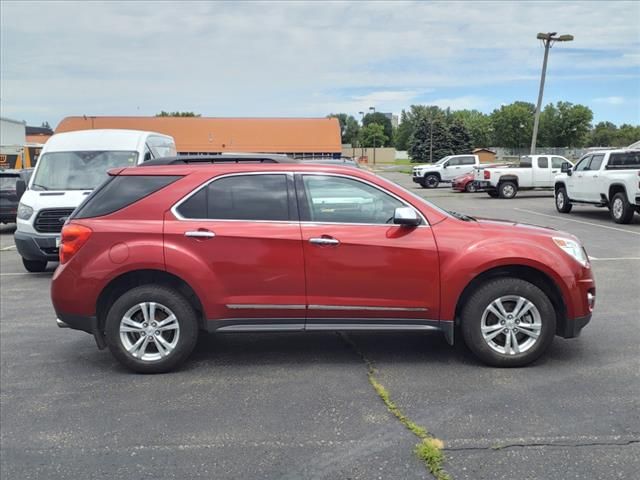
[296,173,440,326]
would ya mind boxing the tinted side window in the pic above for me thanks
[177,174,290,221]
[537,157,549,168]
[551,157,566,169]
[607,152,640,169]
[461,156,476,165]
[73,175,181,219]
[448,158,461,166]
[574,156,591,171]
[519,157,532,168]
[588,154,604,171]
[301,175,404,224]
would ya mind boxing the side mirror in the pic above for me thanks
[16,179,26,200]
[442,163,448,168]
[393,207,421,227]
[561,162,572,175]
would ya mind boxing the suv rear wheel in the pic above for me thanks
[22,258,47,272]
[422,174,440,189]
[498,181,518,199]
[105,285,199,373]
[610,192,635,224]
[461,278,555,367]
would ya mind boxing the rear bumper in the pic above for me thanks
[557,313,591,339]
[14,230,60,261]
[55,311,106,349]
[472,180,492,190]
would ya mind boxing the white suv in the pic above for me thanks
[554,149,640,224]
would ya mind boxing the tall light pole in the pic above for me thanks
[369,106,376,165]
[530,32,574,154]
[358,111,365,160]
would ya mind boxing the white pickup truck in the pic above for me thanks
[412,154,480,188]
[473,154,572,198]
[554,148,640,224]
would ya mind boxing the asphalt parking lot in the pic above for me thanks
[1,171,639,480]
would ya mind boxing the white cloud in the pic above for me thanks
[0,1,638,125]
[428,96,491,111]
[593,96,626,105]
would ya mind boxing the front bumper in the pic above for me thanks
[14,230,60,261]
[55,311,106,349]
[412,174,423,184]
[557,313,592,339]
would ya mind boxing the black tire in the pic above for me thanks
[555,187,572,213]
[22,258,47,272]
[487,190,499,198]
[610,192,635,224]
[423,174,440,189]
[105,285,199,373]
[498,181,518,199]
[465,182,477,193]
[460,278,556,367]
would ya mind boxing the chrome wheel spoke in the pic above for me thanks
[157,314,177,329]
[155,335,172,357]
[503,328,512,354]
[510,331,520,354]
[128,336,150,358]
[120,316,144,333]
[517,323,541,339]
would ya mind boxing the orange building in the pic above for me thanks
[55,116,342,158]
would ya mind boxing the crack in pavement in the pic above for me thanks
[444,438,640,452]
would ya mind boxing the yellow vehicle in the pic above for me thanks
[0,144,42,169]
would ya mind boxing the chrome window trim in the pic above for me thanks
[170,171,430,227]
[226,304,306,310]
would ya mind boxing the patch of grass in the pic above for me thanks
[394,159,413,165]
[397,168,413,174]
[341,333,450,480]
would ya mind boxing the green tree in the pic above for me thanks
[395,110,412,150]
[538,102,592,147]
[615,124,640,146]
[588,121,618,146]
[396,105,448,151]
[359,123,388,148]
[450,110,494,147]
[490,102,535,148]
[327,113,360,145]
[447,117,473,154]
[408,115,453,163]
[155,111,201,117]
[362,112,393,147]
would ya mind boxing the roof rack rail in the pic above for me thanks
[141,154,298,166]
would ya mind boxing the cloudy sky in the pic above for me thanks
[1,1,639,128]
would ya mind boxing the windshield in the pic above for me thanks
[30,151,138,191]
[434,156,451,165]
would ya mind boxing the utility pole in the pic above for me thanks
[369,106,376,165]
[530,32,574,154]
[429,117,433,163]
[358,111,365,161]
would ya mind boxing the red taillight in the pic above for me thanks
[484,170,490,180]
[59,224,92,264]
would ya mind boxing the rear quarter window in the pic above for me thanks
[73,175,181,219]
[606,152,640,169]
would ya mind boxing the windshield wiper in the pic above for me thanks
[449,211,476,221]
[31,183,48,191]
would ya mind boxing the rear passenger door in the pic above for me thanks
[164,173,306,328]
[533,156,550,187]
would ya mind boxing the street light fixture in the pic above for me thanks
[530,32,574,154]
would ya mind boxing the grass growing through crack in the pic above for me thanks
[341,334,451,480]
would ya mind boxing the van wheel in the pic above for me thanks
[105,285,199,373]
[498,181,518,199]
[555,187,572,213]
[423,174,440,189]
[611,192,634,224]
[461,278,555,367]
[22,258,47,272]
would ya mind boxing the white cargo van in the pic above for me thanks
[15,129,176,271]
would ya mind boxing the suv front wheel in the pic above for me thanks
[555,187,572,213]
[461,278,555,367]
[105,285,199,373]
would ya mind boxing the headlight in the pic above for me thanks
[553,237,589,267]
[17,203,34,221]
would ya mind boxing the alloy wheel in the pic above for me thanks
[119,302,180,361]
[612,198,623,219]
[481,295,542,355]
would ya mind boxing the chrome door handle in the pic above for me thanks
[309,237,340,246]
[185,230,215,238]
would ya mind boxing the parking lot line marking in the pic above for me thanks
[514,208,640,236]
[0,272,50,276]
[0,245,16,251]
[590,257,640,261]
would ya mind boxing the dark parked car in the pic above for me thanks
[0,169,33,224]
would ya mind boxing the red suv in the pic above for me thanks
[52,164,595,372]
